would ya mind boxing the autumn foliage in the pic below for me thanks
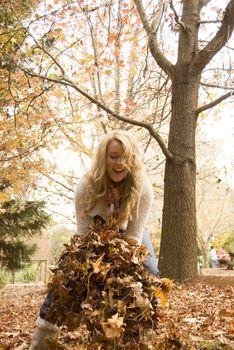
[45,221,172,349]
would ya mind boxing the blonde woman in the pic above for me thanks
[29,129,158,350]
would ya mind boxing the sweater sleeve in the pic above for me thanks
[125,176,154,243]
[74,176,93,235]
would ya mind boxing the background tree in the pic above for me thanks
[0,197,50,271]
[50,225,74,263]
[0,0,59,203]
[222,232,234,253]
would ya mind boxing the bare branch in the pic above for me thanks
[36,171,74,193]
[18,66,173,160]
[46,207,76,225]
[26,83,55,114]
[36,185,74,201]
[134,0,174,78]
[169,0,186,31]
[133,0,151,34]
[199,20,221,24]
[199,39,234,51]
[201,82,234,90]
[197,91,234,114]
[191,0,234,72]
[199,0,212,7]
[207,191,228,241]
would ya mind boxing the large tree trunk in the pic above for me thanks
[158,67,201,281]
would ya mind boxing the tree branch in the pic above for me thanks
[36,185,74,201]
[35,171,74,193]
[191,0,234,72]
[133,0,151,34]
[45,207,76,225]
[201,82,234,90]
[3,3,174,161]
[134,0,174,78]
[16,64,173,160]
[0,127,57,162]
[197,91,233,114]
[11,6,66,77]
[169,0,186,31]
[199,0,212,7]
[199,20,221,24]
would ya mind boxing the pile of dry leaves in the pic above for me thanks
[45,221,172,349]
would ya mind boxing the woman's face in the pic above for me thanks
[106,139,127,183]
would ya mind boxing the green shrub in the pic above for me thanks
[22,265,37,283]
[223,231,234,253]
[0,271,7,288]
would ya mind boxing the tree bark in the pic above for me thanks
[158,66,200,281]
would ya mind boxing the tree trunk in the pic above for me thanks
[158,67,200,282]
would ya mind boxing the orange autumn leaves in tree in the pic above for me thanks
[0,1,57,202]
[0,73,56,203]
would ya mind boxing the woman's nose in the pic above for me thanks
[116,158,125,168]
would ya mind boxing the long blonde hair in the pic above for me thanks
[83,130,144,222]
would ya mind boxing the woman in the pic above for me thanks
[29,129,158,350]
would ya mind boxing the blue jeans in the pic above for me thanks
[40,228,159,319]
[211,259,217,269]
[40,290,54,319]
[142,228,159,275]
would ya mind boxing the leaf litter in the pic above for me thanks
[0,222,233,349]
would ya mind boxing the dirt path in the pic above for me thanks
[198,267,234,288]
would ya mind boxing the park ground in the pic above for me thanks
[0,268,233,350]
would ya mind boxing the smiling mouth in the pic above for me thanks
[113,169,125,174]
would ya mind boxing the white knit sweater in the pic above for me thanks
[74,175,154,243]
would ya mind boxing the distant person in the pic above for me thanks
[210,246,218,269]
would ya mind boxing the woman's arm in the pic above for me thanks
[74,176,92,235]
[126,176,154,243]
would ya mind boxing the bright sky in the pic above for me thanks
[203,105,234,188]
